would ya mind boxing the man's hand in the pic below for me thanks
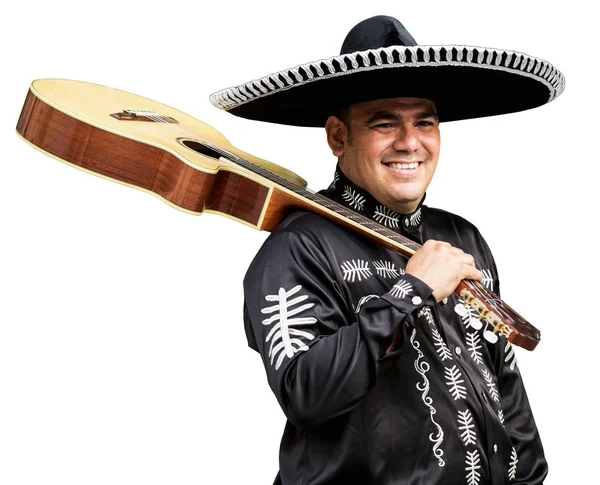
[405,240,482,302]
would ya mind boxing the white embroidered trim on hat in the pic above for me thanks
[210,45,565,110]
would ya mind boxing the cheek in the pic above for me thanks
[423,133,441,159]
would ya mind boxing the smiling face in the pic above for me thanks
[325,97,440,214]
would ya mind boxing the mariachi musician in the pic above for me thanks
[210,15,565,485]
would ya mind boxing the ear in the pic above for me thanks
[325,115,348,157]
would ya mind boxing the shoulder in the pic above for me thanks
[245,211,344,275]
[424,205,482,235]
[423,205,497,263]
[266,210,356,249]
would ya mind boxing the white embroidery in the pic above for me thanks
[354,294,379,314]
[419,306,451,361]
[390,279,413,298]
[458,297,479,328]
[373,260,400,278]
[261,285,317,370]
[410,329,445,467]
[481,368,500,402]
[341,259,372,282]
[508,447,518,480]
[504,342,518,371]
[432,327,453,361]
[481,269,494,290]
[466,450,482,485]
[418,306,435,326]
[328,170,339,190]
[445,365,467,400]
[341,185,366,211]
[373,204,400,227]
[211,46,565,112]
[409,207,422,226]
[498,409,505,426]
[466,331,484,365]
[458,409,477,446]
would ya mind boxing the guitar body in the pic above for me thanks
[17,79,309,230]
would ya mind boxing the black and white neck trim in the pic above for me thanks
[320,166,425,236]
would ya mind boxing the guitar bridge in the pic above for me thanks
[110,109,178,123]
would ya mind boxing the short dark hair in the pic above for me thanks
[332,106,351,128]
[331,106,353,143]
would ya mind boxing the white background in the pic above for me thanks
[1,1,597,483]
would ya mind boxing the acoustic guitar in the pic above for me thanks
[16,79,541,350]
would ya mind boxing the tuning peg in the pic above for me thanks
[454,304,468,317]
[469,317,483,330]
[483,329,499,344]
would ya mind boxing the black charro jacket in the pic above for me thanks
[243,166,547,485]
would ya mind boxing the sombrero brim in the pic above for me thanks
[210,45,565,126]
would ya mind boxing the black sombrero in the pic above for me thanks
[209,15,565,126]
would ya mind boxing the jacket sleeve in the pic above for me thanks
[243,224,435,428]
[479,234,549,484]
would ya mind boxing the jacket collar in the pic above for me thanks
[320,164,425,237]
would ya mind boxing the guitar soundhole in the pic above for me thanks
[178,138,223,160]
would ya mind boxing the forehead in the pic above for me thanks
[348,97,437,118]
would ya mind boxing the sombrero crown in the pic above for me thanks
[210,15,565,126]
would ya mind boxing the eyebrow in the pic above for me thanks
[364,110,439,125]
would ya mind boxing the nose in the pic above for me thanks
[392,125,422,154]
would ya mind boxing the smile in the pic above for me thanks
[383,161,421,170]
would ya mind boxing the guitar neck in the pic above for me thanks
[212,143,422,258]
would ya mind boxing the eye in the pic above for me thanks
[373,123,395,130]
[417,120,434,127]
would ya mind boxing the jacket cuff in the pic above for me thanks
[381,273,435,313]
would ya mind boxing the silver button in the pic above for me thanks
[455,347,462,356]
[442,297,448,304]
[404,218,409,227]
[493,444,498,453]
[412,296,423,305]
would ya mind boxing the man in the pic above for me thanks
[211,15,564,485]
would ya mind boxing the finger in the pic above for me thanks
[426,240,451,248]
[462,266,483,281]
[458,253,476,267]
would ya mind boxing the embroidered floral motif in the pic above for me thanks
[418,306,435,326]
[373,260,400,278]
[481,269,494,291]
[340,259,372,282]
[354,294,380,314]
[390,279,413,298]
[466,450,482,485]
[341,185,366,211]
[327,170,340,190]
[457,297,479,328]
[432,327,453,361]
[508,447,518,480]
[498,410,505,426]
[445,365,467,400]
[261,285,317,370]
[504,342,518,371]
[481,368,500,402]
[458,409,477,446]
[409,207,422,226]
[410,329,445,467]
[373,204,400,227]
[466,331,484,365]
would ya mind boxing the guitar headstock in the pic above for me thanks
[454,280,541,351]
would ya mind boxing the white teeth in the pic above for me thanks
[387,162,419,170]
